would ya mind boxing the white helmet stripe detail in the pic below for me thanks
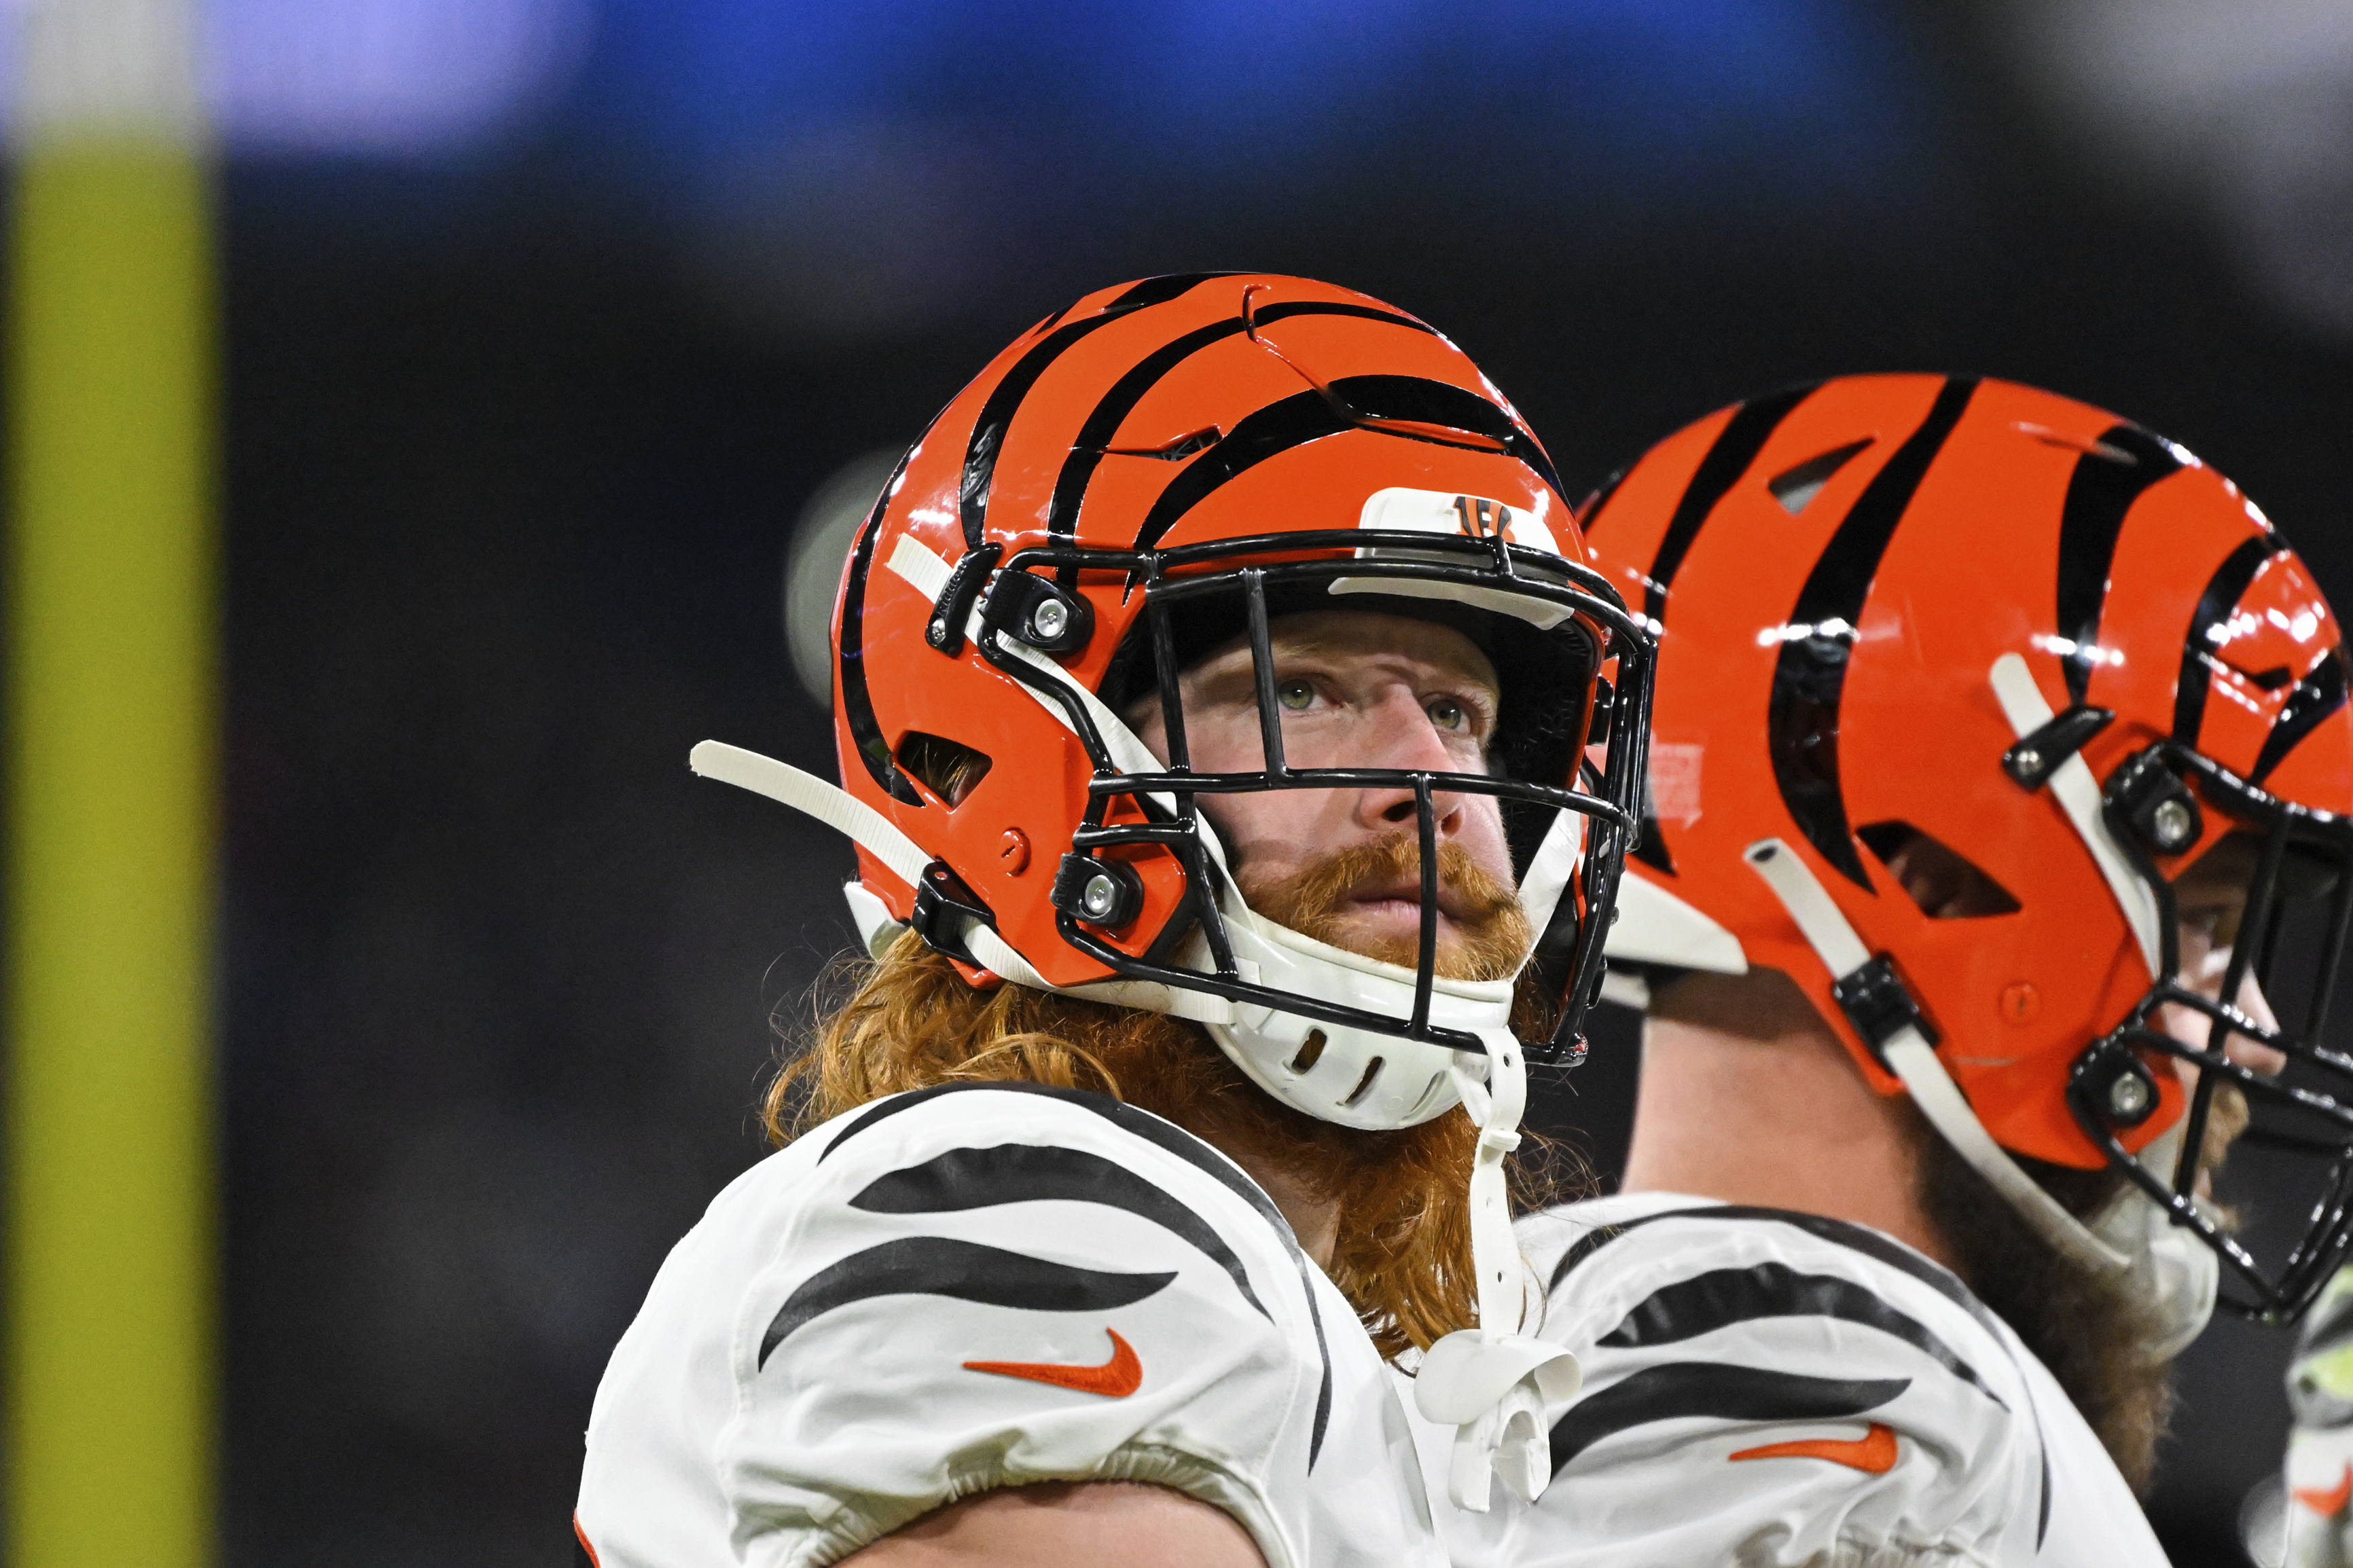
[1743,836,2132,1275]
[1989,653,2162,979]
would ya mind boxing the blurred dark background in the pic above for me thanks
[184,1,2353,1562]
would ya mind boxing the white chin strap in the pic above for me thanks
[1414,1044,1583,1513]
[2093,1123,2222,1361]
[687,735,1581,1502]
[689,741,1236,1025]
[1986,653,2221,1352]
[1742,836,2133,1279]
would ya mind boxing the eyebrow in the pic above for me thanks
[1255,635,1499,692]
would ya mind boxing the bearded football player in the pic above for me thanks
[571,274,1651,1567]
[1420,375,2353,1567]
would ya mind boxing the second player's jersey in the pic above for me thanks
[1414,1193,2168,1568]
[576,1080,1445,1568]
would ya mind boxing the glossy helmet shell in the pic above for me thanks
[1587,373,2353,1168]
[829,274,1631,1125]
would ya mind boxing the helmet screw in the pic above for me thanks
[1028,598,1071,643]
[1051,852,1140,927]
[2009,746,2042,777]
[2151,797,2194,850]
[1079,871,1121,920]
[926,615,950,648]
[2106,1069,2154,1122]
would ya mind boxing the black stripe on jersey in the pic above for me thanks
[2252,653,2350,786]
[2174,532,2287,747]
[851,1143,1272,1321]
[1770,377,1977,889]
[820,1082,1335,1464]
[957,273,1237,551]
[1045,302,1433,545]
[758,1235,1176,1367]
[838,448,926,804]
[2054,425,2183,706]
[1549,1206,1998,1338]
[1597,1261,2004,1410]
[1546,1204,2049,1540]
[1548,1362,1911,1475]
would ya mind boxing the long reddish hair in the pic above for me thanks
[768,935,1574,1359]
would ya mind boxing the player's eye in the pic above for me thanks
[1276,678,1316,712]
[1426,696,1467,730]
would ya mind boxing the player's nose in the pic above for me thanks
[1353,688,1469,837]
[2165,966,2288,1076]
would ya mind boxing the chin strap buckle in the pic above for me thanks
[1829,954,1940,1065]
[1414,1330,1582,1512]
[1416,1040,1583,1512]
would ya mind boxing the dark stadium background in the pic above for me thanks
[201,3,2353,1563]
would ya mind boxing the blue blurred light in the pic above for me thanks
[567,0,1924,191]
[203,0,593,156]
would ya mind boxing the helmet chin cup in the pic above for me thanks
[1196,881,1516,1132]
[2092,1123,2221,1361]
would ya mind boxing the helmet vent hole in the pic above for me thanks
[895,732,994,807]
[1289,1030,1327,1074]
[1767,439,1874,516]
[1342,1057,1385,1107]
[1104,425,1222,460]
[1858,820,2022,919]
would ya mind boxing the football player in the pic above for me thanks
[571,274,1651,1567]
[1424,375,2353,1567]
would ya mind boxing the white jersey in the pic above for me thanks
[1414,1193,2168,1568]
[575,1081,1444,1568]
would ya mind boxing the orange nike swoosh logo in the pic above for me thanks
[2295,1464,2353,1517]
[1729,1421,1899,1475]
[963,1328,1143,1398]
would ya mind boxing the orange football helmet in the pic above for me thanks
[1591,373,2353,1327]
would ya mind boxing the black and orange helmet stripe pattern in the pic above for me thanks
[1043,301,1434,547]
[1584,372,2353,1216]
[2052,424,2185,707]
[956,272,1246,551]
[2172,531,2289,752]
[1767,376,1977,890]
[1636,383,1812,629]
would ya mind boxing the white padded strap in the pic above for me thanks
[1743,837,2130,1274]
[691,741,927,886]
[1415,1034,1581,1512]
[689,741,1232,1025]
[1990,653,2161,979]
[885,534,953,600]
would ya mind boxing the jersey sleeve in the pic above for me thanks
[714,1085,1334,1568]
[1488,1205,2049,1568]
